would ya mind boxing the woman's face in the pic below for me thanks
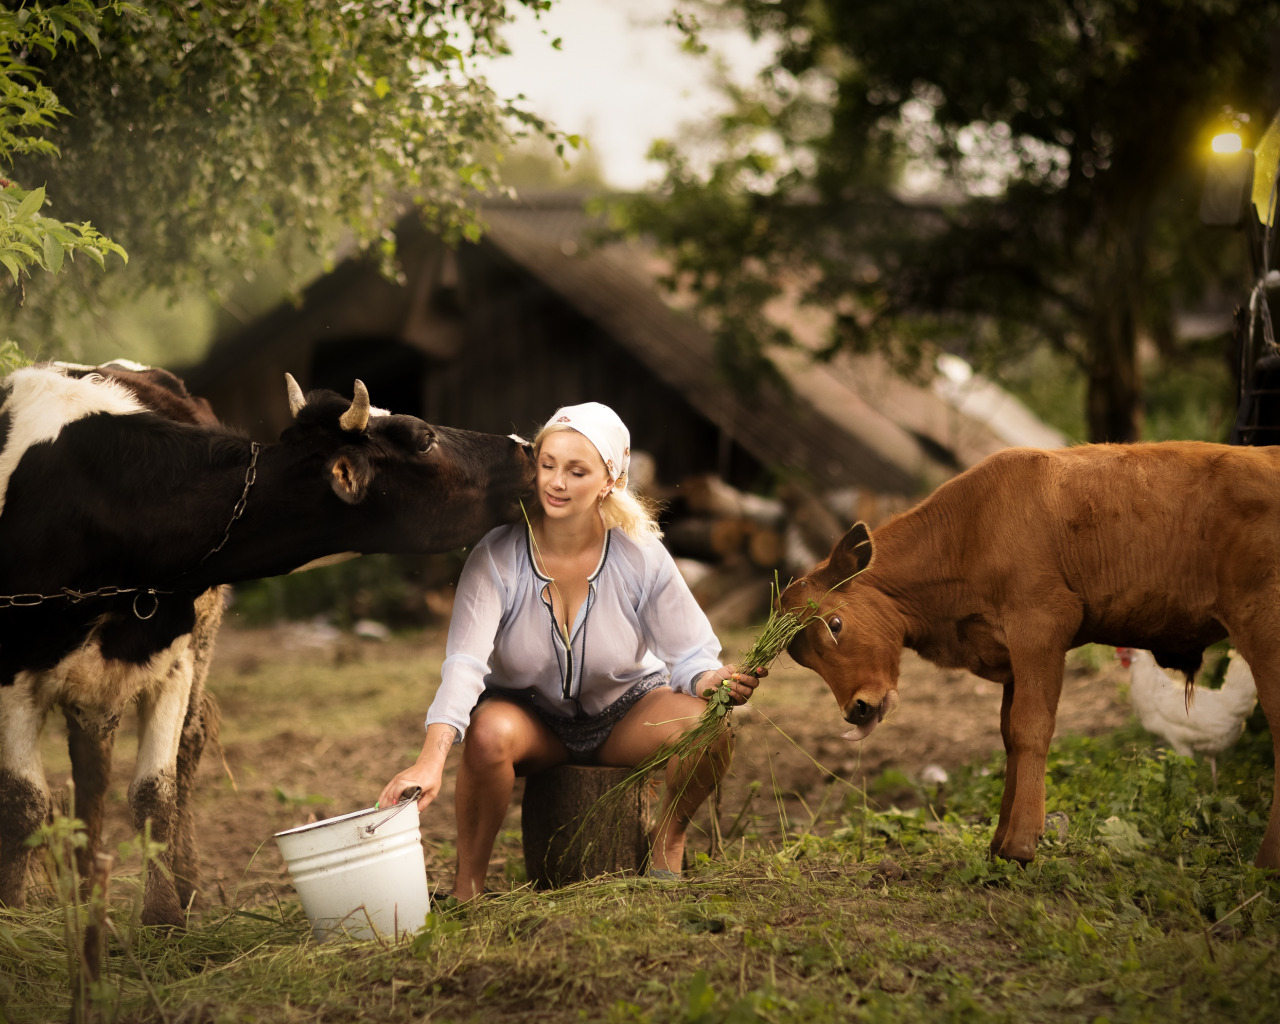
[536,430,611,523]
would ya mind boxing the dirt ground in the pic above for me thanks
[38,619,1136,911]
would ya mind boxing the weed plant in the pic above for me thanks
[3,714,1275,1024]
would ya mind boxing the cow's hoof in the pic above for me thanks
[140,900,187,929]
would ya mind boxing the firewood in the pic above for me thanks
[704,576,774,631]
[665,518,724,561]
[746,526,784,569]
[709,517,752,558]
[778,480,847,557]
[682,475,784,525]
[688,560,761,609]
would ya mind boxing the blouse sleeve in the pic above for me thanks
[637,542,724,696]
[425,536,509,741]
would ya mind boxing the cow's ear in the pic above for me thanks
[329,453,373,504]
[830,522,874,579]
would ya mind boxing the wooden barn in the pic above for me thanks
[184,192,1062,600]
[186,192,1060,496]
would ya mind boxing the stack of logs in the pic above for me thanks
[647,469,913,630]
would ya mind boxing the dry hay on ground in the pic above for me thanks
[35,620,1133,908]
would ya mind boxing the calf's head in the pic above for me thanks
[281,375,534,554]
[780,522,903,741]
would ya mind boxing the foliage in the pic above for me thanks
[0,337,31,372]
[3,720,1276,1023]
[2,0,571,349]
[230,551,467,629]
[0,1,128,288]
[613,0,1279,442]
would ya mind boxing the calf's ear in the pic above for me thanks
[830,522,874,579]
[329,453,373,504]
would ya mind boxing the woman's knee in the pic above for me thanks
[462,704,527,768]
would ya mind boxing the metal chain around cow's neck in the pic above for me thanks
[0,440,262,616]
[198,441,261,563]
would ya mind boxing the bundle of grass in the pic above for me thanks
[548,579,834,880]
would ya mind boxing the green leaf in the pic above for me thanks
[1097,816,1149,858]
[43,231,63,275]
[0,253,21,283]
[15,186,45,220]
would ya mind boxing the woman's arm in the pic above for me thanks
[637,542,739,694]
[425,534,512,740]
[378,722,458,812]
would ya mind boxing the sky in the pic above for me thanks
[479,0,770,190]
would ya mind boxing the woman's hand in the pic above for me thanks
[377,723,456,811]
[695,664,767,705]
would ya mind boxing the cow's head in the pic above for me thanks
[780,522,904,741]
[279,374,534,554]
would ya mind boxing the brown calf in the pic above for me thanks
[780,441,1280,868]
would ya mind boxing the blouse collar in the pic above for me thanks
[524,526,613,584]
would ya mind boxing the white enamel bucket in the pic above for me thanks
[274,796,430,942]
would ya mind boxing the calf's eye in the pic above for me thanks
[827,616,843,639]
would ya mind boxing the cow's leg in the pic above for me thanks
[130,650,195,927]
[0,683,51,909]
[63,705,119,894]
[171,587,223,910]
[990,682,1020,854]
[992,645,1066,864]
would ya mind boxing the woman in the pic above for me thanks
[379,401,763,900]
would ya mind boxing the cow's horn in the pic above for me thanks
[285,373,306,417]
[339,379,371,433]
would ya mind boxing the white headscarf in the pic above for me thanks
[544,402,631,490]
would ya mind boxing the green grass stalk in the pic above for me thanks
[562,577,832,875]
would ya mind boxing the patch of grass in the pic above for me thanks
[5,718,1276,1023]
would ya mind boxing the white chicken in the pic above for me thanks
[1117,647,1258,782]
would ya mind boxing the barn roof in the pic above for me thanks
[476,194,1063,492]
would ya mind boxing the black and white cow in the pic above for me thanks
[0,362,532,925]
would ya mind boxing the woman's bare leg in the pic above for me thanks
[454,700,567,900]
[596,688,732,876]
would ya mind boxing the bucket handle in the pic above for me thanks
[364,786,422,835]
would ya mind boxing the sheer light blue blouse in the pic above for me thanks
[425,524,724,740]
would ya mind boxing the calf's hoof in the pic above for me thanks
[990,834,1037,865]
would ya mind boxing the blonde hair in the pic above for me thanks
[532,422,664,544]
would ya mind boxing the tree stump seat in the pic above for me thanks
[521,764,655,889]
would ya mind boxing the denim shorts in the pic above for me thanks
[480,672,669,760]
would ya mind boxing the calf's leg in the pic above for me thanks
[0,684,51,909]
[1229,634,1280,869]
[992,646,1065,864]
[990,683,1019,855]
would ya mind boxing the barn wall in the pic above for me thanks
[189,233,767,489]
[419,241,765,488]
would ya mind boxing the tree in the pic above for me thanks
[622,0,1280,442]
[1,2,126,294]
[3,0,568,345]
